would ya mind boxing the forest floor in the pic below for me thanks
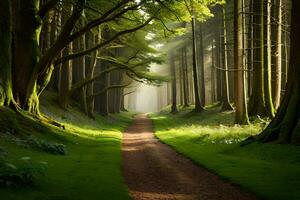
[0,91,132,200]
[122,114,256,200]
[150,105,300,200]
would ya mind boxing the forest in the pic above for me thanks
[0,0,299,199]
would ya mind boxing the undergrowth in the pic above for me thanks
[0,91,133,199]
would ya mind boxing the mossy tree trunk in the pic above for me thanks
[0,0,13,106]
[255,0,300,144]
[11,0,42,114]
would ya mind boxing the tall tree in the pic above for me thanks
[211,40,216,103]
[198,23,206,106]
[59,3,73,109]
[182,47,189,107]
[263,0,275,117]
[220,6,234,111]
[234,0,249,124]
[170,52,178,113]
[191,8,204,112]
[248,0,273,118]
[0,0,13,106]
[272,0,282,110]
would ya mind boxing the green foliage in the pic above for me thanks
[0,91,134,199]
[150,106,300,200]
[0,156,46,188]
[23,136,67,155]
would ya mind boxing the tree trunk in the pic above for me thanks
[58,4,72,109]
[72,35,87,113]
[198,23,206,107]
[86,30,100,118]
[0,0,13,106]
[248,0,270,118]
[179,57,184,106]
[98,61,109,116]
[211,41,216,103]
[191,15,204,112]
[182,47,189,107]
[272,0,282,110]
[11,0,42,114]
[253,0,300,144]
[221,6,234,111]
[47,9,59,90]
[263,0,275,117]
[247,0,254,98]
[170,52,178,114]
[215,30,222,103]
[234,0,249,124]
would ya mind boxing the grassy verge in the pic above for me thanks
[0,92,133,200]
[150,105,300,200]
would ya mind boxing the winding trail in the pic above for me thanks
[122,114,256,200]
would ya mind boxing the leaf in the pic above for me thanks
[5,163,17,170]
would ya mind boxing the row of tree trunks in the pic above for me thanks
[254,0,300,144]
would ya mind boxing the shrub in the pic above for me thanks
[24,137,67,155]
[0,157,46,188]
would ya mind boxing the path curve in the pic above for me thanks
[122,114,256,200]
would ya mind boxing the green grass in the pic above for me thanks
[150,105,300,200]
[0,91,133,200]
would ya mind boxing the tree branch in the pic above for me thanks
[68,0,144,43]
[54,15,156,65]
[68,56,153,95]
[123,89,137,96]
[88,83,131,99]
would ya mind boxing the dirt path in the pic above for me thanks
[122,114,256,200]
